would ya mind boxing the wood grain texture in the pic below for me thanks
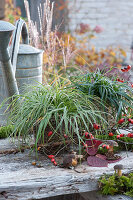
[0,138,132,200]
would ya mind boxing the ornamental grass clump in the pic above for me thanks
[70,70,133,120]
[7,82,107,152]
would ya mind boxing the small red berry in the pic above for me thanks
[53,161,57,166]
[48,131,53,136]
[102,144,106,148]
[48,155,55,159]
[117,78,124,83]
[106,145,110,150]
[130,133,133,138]
[84,132,90,139]
[51,158,55,163]
[127,133,131,138]
[129,119,133,124]
[64,134,68,139]
[117,135,120,139]
[121,65,131,72]
[93,123,100,130]
[118,118,125,124]
[83,144,88,148]
[131,84,133,88]
[127,65,131,70]
[121,68,127,72]
[128,118,132,122]
[120,134,124,137]
[108,132,113,137]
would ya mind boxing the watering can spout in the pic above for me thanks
[0,20,19,97]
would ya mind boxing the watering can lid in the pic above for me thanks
[0,21,15,32]
[18,44,43,55]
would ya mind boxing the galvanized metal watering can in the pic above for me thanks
[0,19,43,124]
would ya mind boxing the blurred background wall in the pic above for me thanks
[67,0,133,62]
[1,0,133,62]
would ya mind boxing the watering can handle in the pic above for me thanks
[10,18,29,74]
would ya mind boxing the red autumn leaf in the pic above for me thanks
[107,157,122,163]
[86,139,103,155]
[96,154,122,163]
[87,156,108,167]
[86,147,98,156]
[96,154,106,160]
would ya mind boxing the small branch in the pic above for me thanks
[0,140,72,155]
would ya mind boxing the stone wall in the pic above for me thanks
[67,0,133,62]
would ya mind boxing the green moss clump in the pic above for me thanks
[0,125,13,139]
[98,173,133,197]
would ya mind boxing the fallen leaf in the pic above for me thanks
[87,156,108,167]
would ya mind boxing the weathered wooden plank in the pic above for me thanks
[0,138,133,200]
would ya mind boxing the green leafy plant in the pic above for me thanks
[96,134,133,152]
[99,173,133,197]
[6,81,108,153]
[70,69,133,120]
[0,125,13,139]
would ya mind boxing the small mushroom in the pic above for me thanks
[114,164,123,176]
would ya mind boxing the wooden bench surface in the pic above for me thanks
[0,138,132,200]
